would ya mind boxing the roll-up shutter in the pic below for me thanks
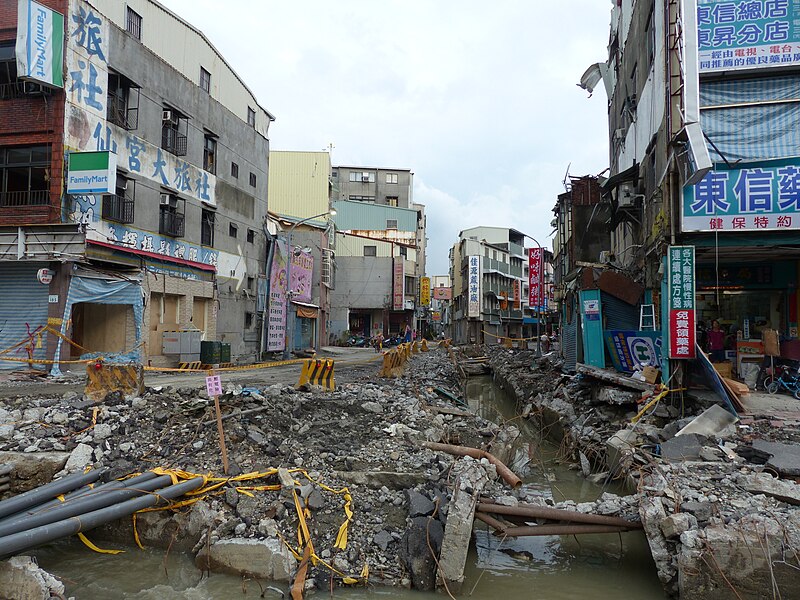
[601,292,639,331]
[0,263,50,369]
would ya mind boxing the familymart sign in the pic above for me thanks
[67,151,116,194]
[15,0,64,88]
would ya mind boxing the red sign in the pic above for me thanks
[669,309,696,359]
[513,280,520,310]
[528,248,542,307]
[432,286,452,301]
[392,258,404,311]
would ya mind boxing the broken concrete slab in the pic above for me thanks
[659,433,708,462]
[660,512,697,539]
[195,537,294,582]
[0,556,66,600]
[0,451,68,494]
[406,490,436,518]
[334,471,430,489]
[577,363,653,392]
[740,472,800,506]
[597,386,640,406]
[751,439,800,478]
[676,404,738,439]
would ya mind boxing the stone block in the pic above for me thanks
[0,556,65,600]
[195,537,294,582]
[0,451,69,494]
[660,512,697,539]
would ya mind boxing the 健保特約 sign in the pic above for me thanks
[67,151,117,194]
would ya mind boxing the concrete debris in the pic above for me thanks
[740,472,800,505]
[0,556,66,600]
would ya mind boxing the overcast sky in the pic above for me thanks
[160,0,612,274]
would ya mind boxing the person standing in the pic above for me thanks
[375,331,384,353]
[707,319,725,362]
[404,324,412,343]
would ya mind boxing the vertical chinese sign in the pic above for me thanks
[419,276,431,307]
[668,246,696,359]
[392,258,404,311]
[528,248,542,309]
[267,239,287,352]
[513,280,521,310]
[467,256,480,318]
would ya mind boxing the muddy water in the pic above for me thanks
[34,376,666,599]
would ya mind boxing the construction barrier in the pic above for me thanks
[84,362,145,402]
[421,339,429,352]
[412,341,420,354]
[296,358,335,391]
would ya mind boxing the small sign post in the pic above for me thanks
[205,372,229,474]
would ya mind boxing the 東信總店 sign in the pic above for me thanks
[668,246,696,359]
[67,151,117,194]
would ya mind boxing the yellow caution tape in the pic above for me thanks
[78,532,125,555]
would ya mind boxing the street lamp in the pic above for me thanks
[283,209,336,360]
[524,234,544,356]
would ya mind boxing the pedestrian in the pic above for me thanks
[404,324,412,343]
[707,319,725,362]
[412,329,417,342]
[375,331,384,353]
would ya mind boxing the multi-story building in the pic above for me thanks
[0,0,272,369]
[266,151,335,352]
[449,227,537,345]
[329,199,424,341]
[429,274,452,337]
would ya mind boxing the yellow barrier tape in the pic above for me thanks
[481,329,540,342]
[0,355,96,365]
[78,533,125,555]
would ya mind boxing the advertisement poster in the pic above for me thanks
[604,330,663,373]
[668,246,697,359]
[528,248,542,308]
[267,239,287,352]
[419,276,431,306]
[432,286,452,301]
[290,248,313,304]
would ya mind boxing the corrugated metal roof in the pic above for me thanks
[268,152,331,220]
[333,200,417,232]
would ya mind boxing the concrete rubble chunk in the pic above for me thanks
[64,443,94,472]
[195,537,294,582]
[751,440,800,478]
[597,386,640,405]
[675,404,738,439]
[740,472,800,506]
[659,433,708,462]
[0,556,66,600]
[660,512,697,539]
[406,490,436,517]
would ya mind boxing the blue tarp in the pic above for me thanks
[51,276,143,376]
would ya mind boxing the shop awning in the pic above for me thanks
[291,300,319,319]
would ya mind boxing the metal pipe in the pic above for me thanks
[0,472,159,525]
[0,475,173,537]
[0,464,13,477]
[474,511,508,533]
[0,469,107,520]
[422,442,522,488]
[476,501,642,529]
[499,524,640,537]
[0,477,205,560]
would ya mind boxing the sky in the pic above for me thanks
[160,0,612,275]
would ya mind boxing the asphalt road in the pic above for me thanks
[0,346,386,398]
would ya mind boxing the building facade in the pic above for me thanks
[0,0,272,369]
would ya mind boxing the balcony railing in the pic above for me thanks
[161,127,187,156]
[0,190,49,207]
[159,210,185,237]
[102,194,135,224]
[0,81,52,100]
[107,94,138,130]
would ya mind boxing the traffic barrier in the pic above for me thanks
[85,362,145,402]
[178,361,202,370]
[296,358,335,391]
[421,339,429,352]
[412,341,420,354]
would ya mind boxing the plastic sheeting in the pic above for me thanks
[51,276,143,376]
[700,75,800,163]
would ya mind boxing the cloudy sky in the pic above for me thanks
[161,0,612,274]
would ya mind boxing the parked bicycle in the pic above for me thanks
[757,358,800,391]
[765,366,800,399]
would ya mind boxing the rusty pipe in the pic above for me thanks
[474,511,509,534]
[422,442,522,489]
[500,524,640,537]
[476,502,641,529]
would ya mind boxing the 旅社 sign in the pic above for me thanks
[67,151,116,194]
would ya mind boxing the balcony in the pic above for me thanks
[0,81,52,100]
[102,194,134,224]
[0,190,49,207]
[161,127,187,157]
[107,93,138,130]
[159,210,184,237]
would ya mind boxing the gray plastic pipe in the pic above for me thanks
[0,475,173,537]
[0,472,160,524]
[0,469,107,520]
[0,477,205,559]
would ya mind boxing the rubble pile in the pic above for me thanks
[486,346,800,599]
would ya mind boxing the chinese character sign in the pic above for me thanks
[393,259,404,311]
[205,375,222,397]
[467,256,481,318]
[668,246,697,359]
[290,248,313,304]
[432,286,452,301]
[267,239,288,352]
[16,0,65,88]
[698,0,800,73]
[513,279,521,310]
[683,159,800,232]
[419,277,431,306]
[528,248,542,308]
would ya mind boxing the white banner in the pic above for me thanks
[16,0,65,88]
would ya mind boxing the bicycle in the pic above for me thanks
[766,367,800,399]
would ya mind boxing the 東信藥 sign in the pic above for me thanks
[393,258,404,311]
[67,151,116,194]
[467,256,480,318]
[698,0,800,73]
[683,158,800,232]
[668,246,697,359]
[15,0,64,88]
[419,276,431,307]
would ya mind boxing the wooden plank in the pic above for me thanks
[576,363,653,392]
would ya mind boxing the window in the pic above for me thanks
[244,312,254,329]
[161,107,188,156]
[231,162,239,178]
[364,246,377,257]
[348,195,375,202]
[199,67,211,93]
[203,134,217,174]
[405,276,416,296]
[126,7,142,40]
[247,107,256,127]
[386,173,398,184]
[159,192,184,237]
[102,172,134,223]
[399,246,407,258]
[331,170,338,179]
[247,229,255,243]
[201,209,215,246]
[249,172,257,187]
[349,171,375,183]
[106,71,140,130]
[386,219,398,229]
[229,222,238,238]
[0,145,50,207]
[0,42,51,99]
[247,276,254,291]
[386,196,398,207]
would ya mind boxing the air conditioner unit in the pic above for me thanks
[162,109,172,121]
[361,176,370,182]
[160,193,172,206]
[618,182,636,207]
